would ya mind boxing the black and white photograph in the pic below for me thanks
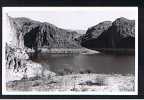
[2,7,138,95]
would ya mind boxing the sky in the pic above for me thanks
[3,7,138,30]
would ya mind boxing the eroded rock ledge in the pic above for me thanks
[5,43,56,82]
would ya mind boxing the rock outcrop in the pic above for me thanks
[81,17,135,49]
[5,44,56,82]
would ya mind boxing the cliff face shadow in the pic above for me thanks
[24,27,39,49]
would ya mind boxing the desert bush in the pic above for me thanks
[84,69,92,74]
[57,72,64,76]
[29,75,41,81]
[79,71,84,74]
[21,74,28,80]
[63,68,73,74]
[81,88,88,91]
[70,87,79,91]
[32,81,40,87]
[94,76,107,86]
[79,76,107,86]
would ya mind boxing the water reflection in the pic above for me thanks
[32,53,135,75]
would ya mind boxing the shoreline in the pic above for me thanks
[28,48,100,58]
[5,44,135,92]
[37,48,100,54]
[27,48,135,56]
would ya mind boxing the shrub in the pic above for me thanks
[94,76,107,86]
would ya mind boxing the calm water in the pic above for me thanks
[33,53,135,75]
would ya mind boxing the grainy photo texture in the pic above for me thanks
[2,7,138,95]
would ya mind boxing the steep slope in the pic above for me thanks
[8,16,41,48]
[8,16,81,50]
[24,23,81,49]
[110,17,135,48]
[81,17,135,49]
[80,21,112,47]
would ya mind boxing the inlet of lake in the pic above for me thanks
[32,53,135,75]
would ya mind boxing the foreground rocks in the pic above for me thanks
[7,73,134,92]
[5,44,56,82]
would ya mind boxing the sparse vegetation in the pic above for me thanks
[6,73,135,92]
[94,76,107,86]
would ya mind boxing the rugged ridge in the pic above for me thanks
[8,16,81,50]
[80,21,112,43]
[81,17,135,50]
[24,22,81,49]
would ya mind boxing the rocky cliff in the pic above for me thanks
[8,16,81,50]
[81,17,135,49]
[5,43,56,82]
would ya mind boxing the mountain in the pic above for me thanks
[81,17,135,50]
[7,16,81,50]
[80,21,112,43]
[7,16,135,53]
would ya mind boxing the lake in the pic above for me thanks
[32,53,135,75]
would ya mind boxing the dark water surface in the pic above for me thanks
[32,53,135,75]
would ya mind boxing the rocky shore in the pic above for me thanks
[5,43,98,82]
[5,44,56,82]
[7,73,134,92]
[5,44,134,92]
